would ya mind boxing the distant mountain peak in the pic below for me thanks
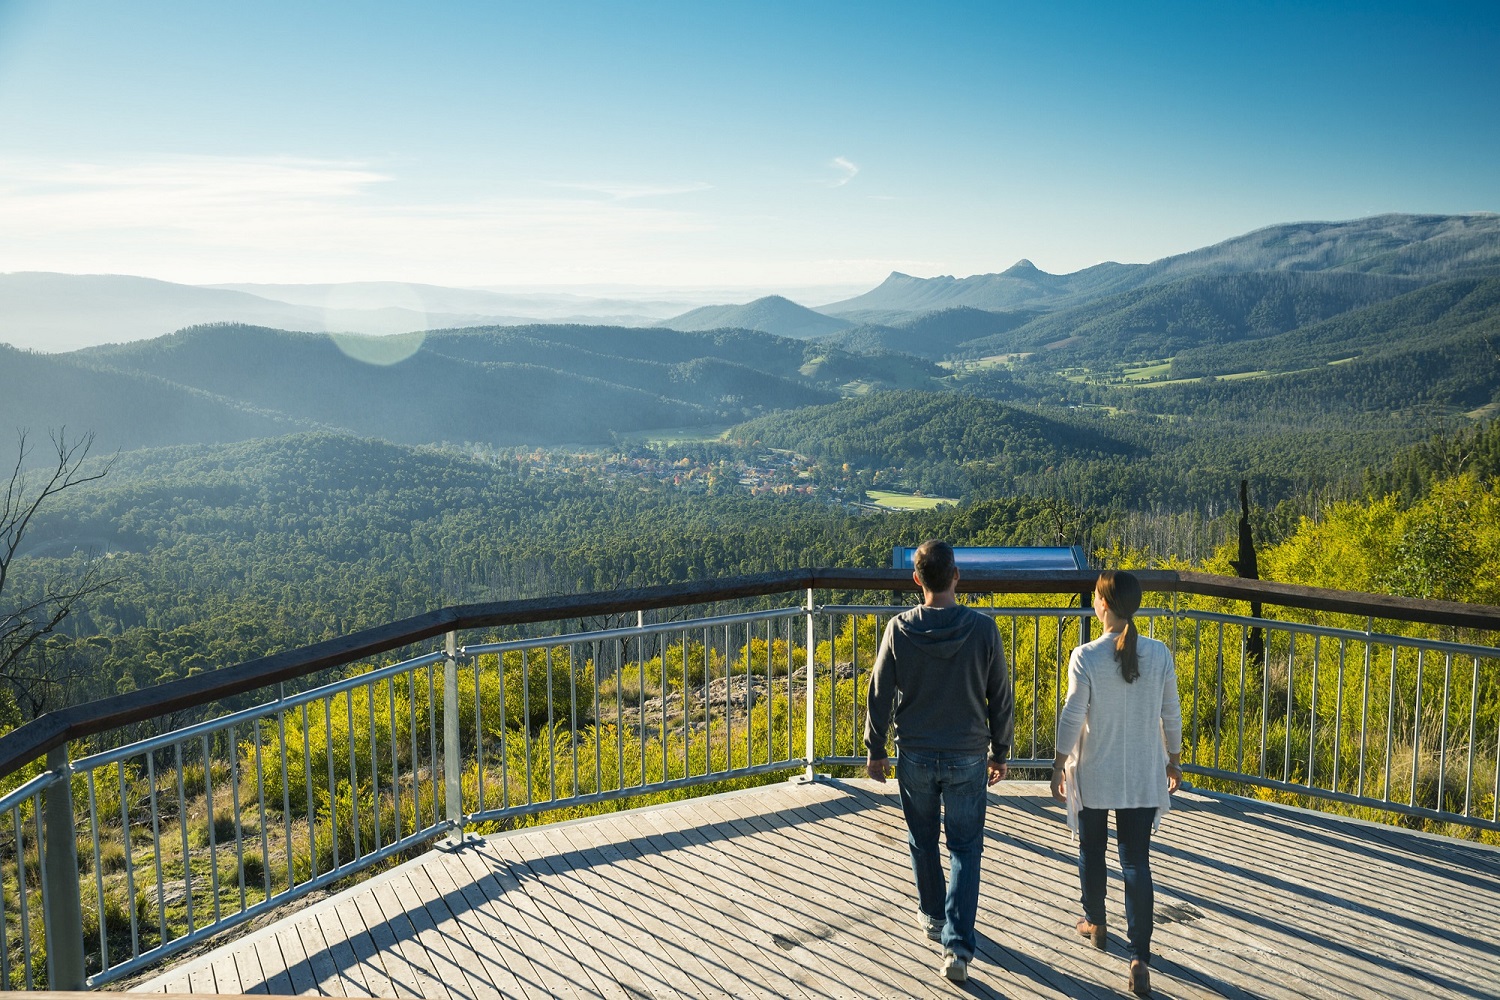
[1003,259,1041,275]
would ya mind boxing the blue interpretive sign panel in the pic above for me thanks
[891,545,1090,571]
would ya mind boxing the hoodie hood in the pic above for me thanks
[892,605,983,659]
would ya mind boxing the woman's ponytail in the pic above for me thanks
[1096,570,1144,684]
[1116,618,1139,683]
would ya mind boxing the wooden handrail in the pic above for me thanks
[0,568,1495,781]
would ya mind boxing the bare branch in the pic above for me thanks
[0,428,115,718]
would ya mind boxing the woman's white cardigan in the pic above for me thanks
[1056,632,1184,828]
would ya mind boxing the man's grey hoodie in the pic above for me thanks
[864,604,1014,762]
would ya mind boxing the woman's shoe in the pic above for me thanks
[1128,959,1151,998]
[1075,918,1106,949]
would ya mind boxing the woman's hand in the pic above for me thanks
[1166,762,1182,794]
[1050,754,1069,802]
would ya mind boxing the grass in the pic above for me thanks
[1121,360,1174,381]
[866,490,957,511]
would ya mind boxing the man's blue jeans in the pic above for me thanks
[896,749,989,961]
[1078,806,1156,963]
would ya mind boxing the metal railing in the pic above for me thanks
[0,568,1495,990]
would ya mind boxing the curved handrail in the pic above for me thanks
[0,567,1495,781]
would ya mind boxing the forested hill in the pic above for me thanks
[15,432,1075,705]
[728,390,1135,495]
[10,322,938,454]
[659,295,852,339]
[952,271,1421,363]
[1165,276,1500,377]
[1366,416,1500,502]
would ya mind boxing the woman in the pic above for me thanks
[1051,570,1183,999]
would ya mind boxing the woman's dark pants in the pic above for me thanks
[1078,806,1156,963]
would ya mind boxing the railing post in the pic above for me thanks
[443,631,462,834]
[42,744,85,990]
[804,588,817,779]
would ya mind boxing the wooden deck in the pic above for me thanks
[139,780,1500,999]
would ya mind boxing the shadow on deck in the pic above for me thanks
[140,780,1500,999]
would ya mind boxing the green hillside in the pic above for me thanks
[957,271,1421,364]
[1166,276,1500,377]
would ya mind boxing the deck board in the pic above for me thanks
[140,780,1500,999]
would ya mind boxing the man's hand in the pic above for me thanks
[987,758,1007,786]
[866,755,888,782]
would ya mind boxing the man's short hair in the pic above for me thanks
[913,539,957,592]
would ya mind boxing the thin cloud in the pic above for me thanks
[0,154,715,283]
[829,157,859,187]
[548,181,713,200]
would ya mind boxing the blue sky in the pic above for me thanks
[0,1,1496,294]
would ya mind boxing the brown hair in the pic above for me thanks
[1096,570,1142,683]
[913,539,957,592]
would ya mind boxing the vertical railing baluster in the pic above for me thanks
[279,701,293,891]
[1332,640,1347,793]
[1357,633,1372,799]
[615,635,625,792]
[1436,652,1453,814]
[523,650,535,804]
[1463,655,1479,817]
[445,632,462,833]
[229,726,244,914]
[174,743,193,934]
[147,751,166,945]
[388,675,401,840]
[681,631,691,778]
[1054,614,1065,754]
[89,769,107,978]
[368,684,382,850]
[499,653,511,808]
[1191,619,1202,765]
[1308,635,1320,788]
[573,642,584,802]
[1383,647,1397,802]
[302,703,316,880]
[408,667,421,828]
[1411,649,1425,808]
[804,589,816,778]
[547,645,559,801]
[204,732,220,927]
[1031,614,1040,760]
[346,693,361,861]
[1258,635,1270,779]
[1237,625,1247,774]
[325,698,338,871]
[474,651,486,816]
[1283,634,1295,783]
[254,722,271,901]
[641,628,650,787]
[1213,621,1225,768]
[14,802,30,990]
[2,803,13,987]
[427,658,439,828]
[849,613,859,762]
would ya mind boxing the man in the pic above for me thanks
[865,539,1014,984]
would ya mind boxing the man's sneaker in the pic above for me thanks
[941,951,968,983]
[920,914,943,942]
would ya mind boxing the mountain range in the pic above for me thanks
[3,212,1498,459]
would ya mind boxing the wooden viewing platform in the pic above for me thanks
[139,780,1500,1000]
